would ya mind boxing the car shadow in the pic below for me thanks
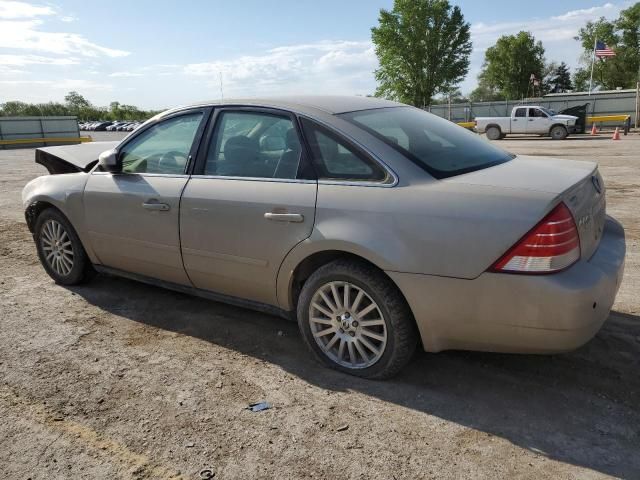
[69,274,640,478]
[497,135,617,141]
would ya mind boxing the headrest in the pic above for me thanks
[285,128,300,151]
[224,136,258,164]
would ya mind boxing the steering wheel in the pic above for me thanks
[158,150,187,172]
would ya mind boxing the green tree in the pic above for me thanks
[64,91,91,110]
[431,87,468,105]
[573,3,640,91]
[469,74,503,101]
[548,62,573,93]
[477,31,545,99]
[371,0,472,107]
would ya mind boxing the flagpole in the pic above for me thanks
[589,37,597,95]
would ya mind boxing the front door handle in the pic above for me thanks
[264,212,304,223]
[142,201,170,211]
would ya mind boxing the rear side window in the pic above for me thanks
[204,111,302,179]
[300,117,387,182]
[514,108,526,117]
[341,107,513,179]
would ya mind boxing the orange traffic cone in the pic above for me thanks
[612,127,621,140]
[590,123,597,135]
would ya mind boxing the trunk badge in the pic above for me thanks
[591,175,602,194]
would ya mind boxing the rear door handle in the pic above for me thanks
[142,201,170,211]
[264,212,304,223]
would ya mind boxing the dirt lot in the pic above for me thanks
[1,131,639,479]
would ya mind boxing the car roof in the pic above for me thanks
[157,95,406,120]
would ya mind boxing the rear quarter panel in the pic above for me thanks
[277,179,555,310]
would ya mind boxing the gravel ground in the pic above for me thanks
[1,131,639,479]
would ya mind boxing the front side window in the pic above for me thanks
[300,118,387,182]
[119,113,203,174]
[529,108,547,118]
[341,107,513,179]
[204,111,302,179]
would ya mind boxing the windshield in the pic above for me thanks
[340,107,514,179]
[539,107,556,116]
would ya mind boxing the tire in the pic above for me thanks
[550,125,568,140]
[297,259,418,379]
[486,126,502,140]
[34,208,94,285]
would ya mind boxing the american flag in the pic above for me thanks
[595,41,615,57]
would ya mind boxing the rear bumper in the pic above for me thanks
[388,216,626,353]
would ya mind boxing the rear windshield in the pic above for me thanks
[340,106,514,179]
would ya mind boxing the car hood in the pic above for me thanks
[551,114,578,121]
[36,141,119,174]
[444,155,596,195]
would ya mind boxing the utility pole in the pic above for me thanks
[635,80,639,129]
[589,36,597,95]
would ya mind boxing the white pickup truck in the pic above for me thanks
[475,106,578,140]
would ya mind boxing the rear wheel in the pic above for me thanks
[297,259,417,379]
[550,125,568,140]
[34,208,94,285]
[486,126,502,140]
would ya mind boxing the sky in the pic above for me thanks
[0,0,631,109]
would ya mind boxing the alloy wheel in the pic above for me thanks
[40,219,74,276]
[308,281,387,369]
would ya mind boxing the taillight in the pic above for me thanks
[490,203,580,274]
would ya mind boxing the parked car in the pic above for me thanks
[106,122,126,131]
[93,121,113,131]
[475,106,578,140]
[23,96,625,378]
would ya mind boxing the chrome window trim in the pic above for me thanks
[189,175,317,184]
[298,114,399,188]
[317,178,397,188]
[91,171,190,179]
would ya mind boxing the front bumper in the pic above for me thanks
[388,216,626,353]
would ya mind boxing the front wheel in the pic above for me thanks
[34,208,94,285]
[297,259,417,379]
[550,125,568,140]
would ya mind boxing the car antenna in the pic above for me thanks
[219,71,224,102]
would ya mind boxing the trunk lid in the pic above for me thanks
[445,155,606,260]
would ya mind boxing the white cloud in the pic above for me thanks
[0,0,54,19]
[551,3,617,21]
[0,53,78,66]
[184,40,377,96]
[109,71,143,78]
[0,19,129,57]
[0,78,112,91]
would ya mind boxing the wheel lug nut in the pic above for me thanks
[349,331,355,337]
[351,321,358,327]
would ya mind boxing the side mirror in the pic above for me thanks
[98,149,121,173]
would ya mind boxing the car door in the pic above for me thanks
[83,109,209,285]
[180,108,317,306]
[526,107,551,134]
[511,107,527,133]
